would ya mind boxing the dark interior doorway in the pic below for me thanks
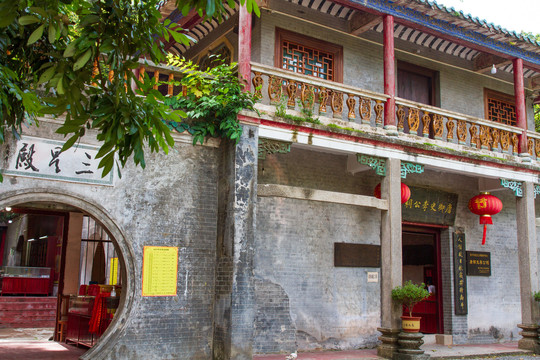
[402,226,443,334]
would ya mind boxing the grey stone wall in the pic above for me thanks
[0,122,221,360]
[254,148,381,353]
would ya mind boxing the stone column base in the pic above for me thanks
[394,332,429,360]
[377,327,401,359]
[518,323,539,351]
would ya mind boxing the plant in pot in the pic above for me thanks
[391,280,430,333]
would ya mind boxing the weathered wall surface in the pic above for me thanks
[0,120,220,360]
[254,148,381,353]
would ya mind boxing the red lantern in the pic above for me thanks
[374,183,411,204]
[468,192,503,245]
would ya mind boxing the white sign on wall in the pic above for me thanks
[2,136,114,186]
[367,272,379,283]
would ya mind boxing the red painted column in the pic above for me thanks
[383,15,396,130]
[513,58,528,155]
[238,5,252,91]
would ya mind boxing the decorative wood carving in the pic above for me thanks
[528,139,534,156]
[286,80,297,108]
[511,133,519,154]
[501,131,510,151]
[319,87,328,114]
[408,108,420,132]
[346,94,356,120]
[252,71,263,99]
[446,118,455,141]
[491,129,500,150]
[331,91,343,118]
[421,111,431,137]
[359,97,372,124]
[469,124,479,148]
[268,75,283,104]
[536,140,540,158]
[301,84,315,110]
[397,105,405,132]
[479,125,491,149]
[457,120,467,144]
[433,114,443,139]
[374,100,384,127]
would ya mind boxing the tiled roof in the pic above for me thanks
[406,0,540,52]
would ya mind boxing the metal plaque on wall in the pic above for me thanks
[466,251,491,276]
[334,243,381,268]
[402,186,458,226]
[453,232,468,315]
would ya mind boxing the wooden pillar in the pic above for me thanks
[383,15,397,134]
[513,58,529,157]
[238,5,252,91]
[516,182,540,350]
[377,158,402,358]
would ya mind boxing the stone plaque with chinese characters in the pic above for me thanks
[1,136,114,185]
[466,251,491,276]
[453,232,468,315]
[402,186,458,226]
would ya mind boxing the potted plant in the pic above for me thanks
[391,280,430,332]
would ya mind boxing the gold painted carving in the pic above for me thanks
[500,131,510,151]
[511,133,519,153]
[301,84,315,110]
[252,71,263,99]
[318,87,328,114]
[446,118,455,140]
[528,139,534,156]
[491,129,500,150]
[421,111,431,137]
[331,91,343,118]
[433,114,444,139]
[397,105,405,131]
[359,97,372,124]
[479,125,491,149]
[286,80,297,108]
[268,75,282,104]
[374,100,384,127]
[469,125,479,148]
[408,108,420,132]
[456,120,467,144]
[346,94,356,120]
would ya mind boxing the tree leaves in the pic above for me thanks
[73,49,92,71]
[27,24,44,45]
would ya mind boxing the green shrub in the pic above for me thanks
[533,291,540,302]
[391,280,430,317]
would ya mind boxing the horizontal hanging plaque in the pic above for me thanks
[402,186,458,226]
[334,243,381,268]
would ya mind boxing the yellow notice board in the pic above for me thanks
[142,246,178,296]
[109,257,119,285]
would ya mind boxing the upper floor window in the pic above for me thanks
[397,61,439,107]
[197,38,234,70]
[275,28,343,82]
[484,89,516,126]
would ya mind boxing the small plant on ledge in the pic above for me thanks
[533,291,540,302]
[165,55,258,145]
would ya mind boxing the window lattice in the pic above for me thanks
[486,96,516,126]
[281,40,334,80]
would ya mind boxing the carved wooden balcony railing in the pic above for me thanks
[250,62,533,160]
[250,62,389,127]
[394,97,523,157]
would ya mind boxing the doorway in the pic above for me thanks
[402,225,443,334]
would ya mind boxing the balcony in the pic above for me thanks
[249,62,539,163]
[136,60,539,163]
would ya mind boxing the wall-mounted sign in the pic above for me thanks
[466,251,491,276]
[453,232,468,315]
[1,136,114,185]
[367,272,379,283]
[142,246,178,297]
[334,243,381,268]
[403,187,458,226]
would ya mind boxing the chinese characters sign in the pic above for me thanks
[402,187,458,226]
[142,246,178,297]
[466,251,491,276]
[2,136,113,185]
[453,232,468,315]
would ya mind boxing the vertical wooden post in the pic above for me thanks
[383,15,396,134]
[513,58,529,157]
[238,5,252,91]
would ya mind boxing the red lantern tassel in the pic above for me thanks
[482,224,487,245]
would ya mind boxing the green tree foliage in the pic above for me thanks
[391,280,430,317]
[0,0,259,179]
